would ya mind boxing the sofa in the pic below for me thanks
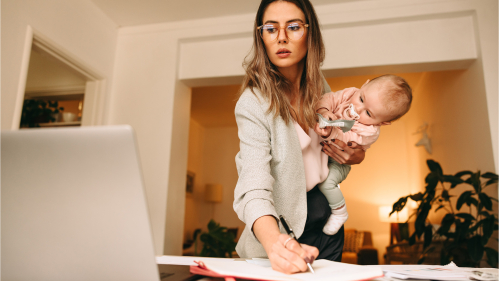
[342,229,379,265]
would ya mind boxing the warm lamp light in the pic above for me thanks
[378,205,408,223]
[205,184,223,203]
[379,205,410,245]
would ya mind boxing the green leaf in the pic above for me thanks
[438,214,455,236]
[456,191,472,210]
[425,173,439,193]
[409,193,424,201]
[455,213,475,221]
[482,216,496,245]
[427,160,443,176]
[443,175,463,188]
[390,197,408,215]
[468,197,479,208]
[481,172,498,180]
[415,203,431,236]
[467,235,484,262]
[485,178,498,186]
[480,211,491,217]
[478,193,493,211]
[424,225,433,249]
[484,247,498,268]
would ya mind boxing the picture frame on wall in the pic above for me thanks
[186,171,195,197]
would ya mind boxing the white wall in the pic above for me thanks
[184,123,245,244]
[1,0,118,130]
[110,0,497,255]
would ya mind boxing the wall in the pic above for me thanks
[110,0,496,255]
[184,119,244,244]
[327,69,496,262]
[1,0,118,130]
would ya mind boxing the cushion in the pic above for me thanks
[343,231,364,253]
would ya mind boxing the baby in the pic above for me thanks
[315,74,412,235]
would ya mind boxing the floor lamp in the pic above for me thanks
[205,184,223,220]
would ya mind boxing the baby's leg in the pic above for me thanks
[319,160,350,235]
[323,203,348,235]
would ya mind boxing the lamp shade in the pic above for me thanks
[378,205,408,223]
[205,184,223,203]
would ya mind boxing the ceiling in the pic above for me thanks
[90,0,356,27]
[89,0,361,127]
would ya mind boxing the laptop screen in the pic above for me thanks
[2,126,160,281]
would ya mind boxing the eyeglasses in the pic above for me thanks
[257,22,309,42]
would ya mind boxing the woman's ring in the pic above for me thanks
[283,237,293,249]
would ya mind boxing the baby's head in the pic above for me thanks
[352,74,412,126]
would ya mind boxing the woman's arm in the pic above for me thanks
[234,92,318,273]
[321,139,365,165]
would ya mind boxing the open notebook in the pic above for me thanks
[191,259,384,281]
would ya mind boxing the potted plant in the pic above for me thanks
[20,99,64,127]
[391,160,498,267]
[195,220,237,258]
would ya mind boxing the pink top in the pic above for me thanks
[294,122,329,191]
[315,87,380,150]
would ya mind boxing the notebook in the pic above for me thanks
[191,259,384,281]
[2,126,160,281]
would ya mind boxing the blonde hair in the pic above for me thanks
[239,0,325,128]
[369,74,412,121]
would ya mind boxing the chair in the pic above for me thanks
[342,229,379,265]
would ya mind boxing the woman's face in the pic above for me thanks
[261,1,308,71]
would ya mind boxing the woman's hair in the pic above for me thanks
[239,0,325,127]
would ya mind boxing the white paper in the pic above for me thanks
[155,255,234,265]
[201,259,384,281]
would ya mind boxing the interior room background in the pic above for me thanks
[3,0,497,262]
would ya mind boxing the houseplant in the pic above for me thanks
[195,220,237,258]
[391,160,498,267]
[20,99,64,127]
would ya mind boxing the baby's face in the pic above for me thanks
[350,80,394,126]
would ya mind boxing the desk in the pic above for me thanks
[158,264,225,281]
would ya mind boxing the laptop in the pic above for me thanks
[2,126,160,281]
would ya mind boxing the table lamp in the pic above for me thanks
[205,184,223,219]
[379,205,409,245]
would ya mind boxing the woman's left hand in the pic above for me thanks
[321,139,365,165]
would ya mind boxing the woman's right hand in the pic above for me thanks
[253,216,318,274]
[268,234,319,274]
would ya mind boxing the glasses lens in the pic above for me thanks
[260,24,279,41]
[259,23,306,41]
[286,23,304,40]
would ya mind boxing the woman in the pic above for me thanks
[233,0,365,274]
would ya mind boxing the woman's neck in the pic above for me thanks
[278,60,304,101]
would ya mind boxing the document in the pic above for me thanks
[191,259,384,281]
[374,264,498,281]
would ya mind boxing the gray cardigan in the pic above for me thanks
[233,81,331,258]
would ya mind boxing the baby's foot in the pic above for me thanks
[323,205,348,235]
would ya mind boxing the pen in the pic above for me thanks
[279,215,315,274]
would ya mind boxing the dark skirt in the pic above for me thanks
[297,185,344,261]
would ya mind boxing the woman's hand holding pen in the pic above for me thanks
[253,216,318,274]
[268,234,318,274]
[321,139,365,165]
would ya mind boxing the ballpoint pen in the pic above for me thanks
[279,215,315,274]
